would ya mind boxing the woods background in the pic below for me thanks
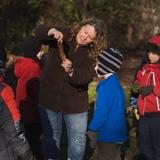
[1,1,158,159]
[0,0,160,52]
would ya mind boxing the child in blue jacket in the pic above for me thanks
[88,48,127,160]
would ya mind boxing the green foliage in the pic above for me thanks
[88,81,97,104]
[39,0,79,25]
[123,86,131,107]
[1,0,160,50]
[0,0,42,51]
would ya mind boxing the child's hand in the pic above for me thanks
[131,83,140,93]
[86,130,97,149]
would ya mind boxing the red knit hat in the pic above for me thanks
[145,35,160,55]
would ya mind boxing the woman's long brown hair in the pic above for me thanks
[71,17,107,59]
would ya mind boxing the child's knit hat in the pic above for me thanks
[96,48,124,76]
[21,36,41,60]
[145,35,160,55]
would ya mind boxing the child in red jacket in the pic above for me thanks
[14,36,43,160]
[0,41,33,160]
[132,35,160,160]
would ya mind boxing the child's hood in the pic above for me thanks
[14,57,38,78]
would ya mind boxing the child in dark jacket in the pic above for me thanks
[88,48,127,160]
[0,41,33,160]
[131,35,160,160]
[14,36,43,160]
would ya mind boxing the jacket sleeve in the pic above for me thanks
[1,85,21,122]
[69,57,95,86]
[0,91,31,158]
[35,24,55,44]
[89,83,113,132]
[131,69,143,95]
[35,24,70,44]
[153,71,160,97]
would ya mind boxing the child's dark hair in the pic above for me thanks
[21,36,41,60]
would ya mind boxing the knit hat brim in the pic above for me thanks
[145,42,160,55]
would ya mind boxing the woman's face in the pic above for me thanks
[148,52,160,63]
[76,24,96,46]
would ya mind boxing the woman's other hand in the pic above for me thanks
[61,58,73,76]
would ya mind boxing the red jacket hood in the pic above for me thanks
[14,57,41,105]
[15,57,40,78]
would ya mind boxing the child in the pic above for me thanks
[0,41,33,160]
[14,36,43,160]
[131,35,160,160]
[88,48,127,160]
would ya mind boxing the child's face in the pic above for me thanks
[148,52,160,63]
[94,63,103,77]
[94,64,100,77]
[95,63,109,78]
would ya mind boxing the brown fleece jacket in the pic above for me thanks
[35,24,96,114]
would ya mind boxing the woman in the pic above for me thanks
[35,18,107,160]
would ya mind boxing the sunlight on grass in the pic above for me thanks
[88,80,131,107]
[88,81,97,104]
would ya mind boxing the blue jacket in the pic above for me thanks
[89,74,127,142]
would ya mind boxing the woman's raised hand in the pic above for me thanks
[48,28,63,43]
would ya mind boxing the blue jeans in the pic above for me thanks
[39,105,88,160]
